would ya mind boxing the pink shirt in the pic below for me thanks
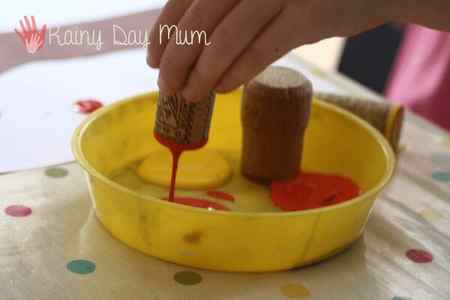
[386,25,450,131]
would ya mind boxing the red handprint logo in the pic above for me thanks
[15,16,47,54]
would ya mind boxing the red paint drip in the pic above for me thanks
[168,149,181,203]
[173,197,229,211]
[206,190,235,202]
[75,99,103,114]
[4,205,32,217]
[154,132,207,202]
[271,172,360,211]
[406,249,433,263]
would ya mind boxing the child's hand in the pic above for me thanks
[147,0,397,102]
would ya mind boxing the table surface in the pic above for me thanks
[2,7,450,300]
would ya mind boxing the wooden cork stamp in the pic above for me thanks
[153,91,215,202]
[154,92,215,147]
[315,93,404,153]
[241,66,312,183]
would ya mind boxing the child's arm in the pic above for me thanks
[147,0,450,102]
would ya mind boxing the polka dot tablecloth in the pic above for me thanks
[1,40,450,299]
[2,117,450,300]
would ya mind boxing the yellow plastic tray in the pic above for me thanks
[72,89,394,272]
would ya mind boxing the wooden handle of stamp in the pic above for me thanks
[315,92,404,153]
[241,66,312,183]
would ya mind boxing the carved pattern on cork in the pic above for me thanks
[155,92,215,145]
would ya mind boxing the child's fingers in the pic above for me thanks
[19,20,26,34]
[40,24,47,36]
[215,9,302,92]
[158,0,239,96]
[14,29,25,41]
[24,16,32,32]
[31,16,37,30]
[181,0,283,102]
[39,25,47,49]
[147,0,193,68]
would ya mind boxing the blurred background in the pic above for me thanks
[297,24,450,134]
[296,25,403,95]
[295,24,404,95]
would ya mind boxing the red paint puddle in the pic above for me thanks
[172,197,229,211]
[206,190,235,202]
[406,249,433,263]
[74,99,103,113]
[271,172,360,211]
[4,205,32,217]
[154,132,207,202]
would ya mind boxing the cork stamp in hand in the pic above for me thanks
[154,92,215,145]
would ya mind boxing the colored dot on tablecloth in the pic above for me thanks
[406,249,433,263]
[4,205,32,217]
[45,167,68,178]
[432,171,450,182]
[420,208,444,222]
[438,137,450,147]
[174,271,202,285]
[280,283,310,298]
[398,144,407,153]
[67,259,96,274]
[430,153,450,165]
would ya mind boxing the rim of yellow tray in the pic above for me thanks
[72,91,395,217]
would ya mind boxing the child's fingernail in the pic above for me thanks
[158,76,169,94]
[215,81,227,93]
[181,86,197,102]
[146,53,154,68]
[147,51,159,68]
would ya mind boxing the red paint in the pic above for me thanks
[406,249,433,263]
[154,133,229,211]
[74,99,103,113]
[4,205,32,217]
[271,172,360,211]
[206,190,235,202]
[172,197,229,211]
[154,132,207,202]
